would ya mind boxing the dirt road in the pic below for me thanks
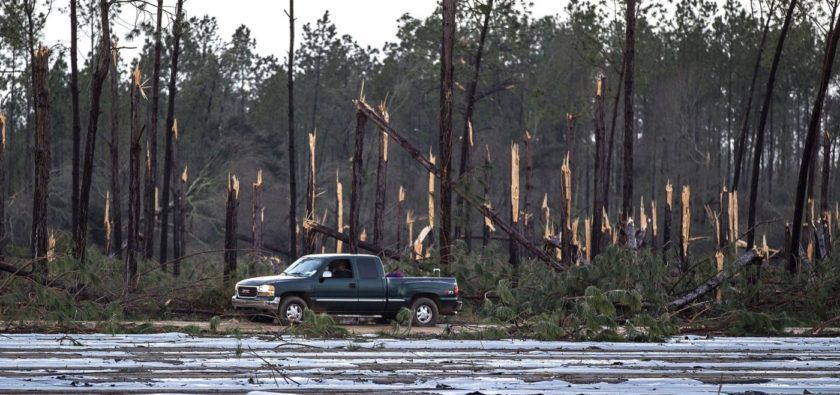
[0,333,838,393]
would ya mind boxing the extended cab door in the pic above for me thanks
[355,256,386,314]
[312,258,358,313]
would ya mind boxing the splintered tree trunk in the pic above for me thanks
[731,3,773,190]
[349,110,367,254]
[70,0,81,243]
[439,0,456,267]
[287,0,298,261]
[790,12,840,272]
[143,0,165,260]
[170,121,180,265]
[592,76,606,258]
[455,0,493,249]
[31,47,50,269]
[746,0,797,249]
[396,186,405,250]
[663,182,673,255]
[224,174,240,283]
[304,132,317,254]
[510,143,521,283]
[720,187,729,248]
[820,130,832,213]
[0,113,5,259]
[252,169,264,267]
[373,104,389,249]
[126,68,143,289]
[483,146,492,248]
[104,192,112,256]
[159,0,185,266]
[621,0,637,224]
[110,45,123,259]
[679,186,691,270]
[175,165,187,276]
[75,0,112,261]
[523,132,534,242]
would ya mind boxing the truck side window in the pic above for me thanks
[357,257,380,279]
[327,259,353,279]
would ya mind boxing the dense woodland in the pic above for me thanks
[0,0,839,334]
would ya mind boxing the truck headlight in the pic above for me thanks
[256,284,275,297]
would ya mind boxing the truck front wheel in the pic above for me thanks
[411,297,439,327]
[278,296,308,326]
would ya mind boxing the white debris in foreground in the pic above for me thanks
[0,333,837,394]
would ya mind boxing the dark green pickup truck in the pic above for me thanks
[231,254,461,326]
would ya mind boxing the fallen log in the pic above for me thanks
[304,220,402,261]
[356,100,563,270]
[667,250,758,310]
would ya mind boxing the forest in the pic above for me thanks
[0,0,839,339]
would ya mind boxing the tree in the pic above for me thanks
[159,0,185,267]
[439,0,456,266]
[30,46,49,268]
[143,0,165,260]
[75,0,112,261]
[621,0,637,225]
[592,76,606,257]
[746,0,798,249]
[127,67,143,289]
[110,42,123,259]
[789,6,840,272]
[287,0,298,260]
[69,0,80,243]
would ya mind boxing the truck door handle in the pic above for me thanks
[349,283,356,288]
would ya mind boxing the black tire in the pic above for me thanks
[248,314,275,323]
[411,297,439,327]
[278,296,308,326]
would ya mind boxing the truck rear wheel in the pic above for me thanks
[411,297,439,327]
[278,296,308,326]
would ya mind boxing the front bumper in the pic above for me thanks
[231,296,281,313]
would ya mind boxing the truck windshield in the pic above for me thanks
[282,258,323,277]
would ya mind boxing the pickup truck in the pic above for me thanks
[231,254,461,326]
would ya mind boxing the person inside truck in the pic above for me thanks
[329,260,353,279]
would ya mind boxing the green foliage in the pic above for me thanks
[288,309,349,338]
[209,316,221,333]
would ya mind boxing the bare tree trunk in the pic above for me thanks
[663,182,673,256]
[175,165,187,276]
[70,0,81,244]
[126,68,143,289]
[373,108,388,249]
[110,44,123,259]
[335,171,344,253]
[790,11,840,272]
[252,169,264,270]
[30,47,50,271]
[746,0,797,249]
[396,186,405,250]
[349,110,367,254]
[287,0,298,261]
[482,146,492,248]
[523,131,534,243]
[142,0,164,261]
[592,76,606,258]
[439,0,456,267]
[304,132,317,254]
[605,52,626,216]
[159,0,185,267]
[621,0,637,225]
[821,130,833,213]
[455,0,493,249]
[510,143,520,284]
[731,1,774,190]
[0,113,6,259]
[75,0,112,261]
[224,174,239,283]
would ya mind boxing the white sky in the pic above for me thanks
[43,0,570,62]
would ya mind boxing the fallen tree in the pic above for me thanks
[355,100,563,270]
[304,220,402,260]
[666,250,759,310]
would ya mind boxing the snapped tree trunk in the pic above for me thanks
[110,44,123,259]
[789,10,840,272]
[30,46,50,271]
[159,0,185,266]
[373,104,389,249]
[171,121,182,274]
[175,165,188,276]
[0,113,6,259]
[482,146,492,248]
[510,143,521,282]
[746,0,797,249]
[455,0,493,249]
[304,132,317,254]
[224,174,240,283]
[143,0,165,261]
[438,0,456,267]
[126,68,143,289]
[663,182,673,256]
[252,169,264,269]
[349,110,367,254]
[731,1,774,190]
[523,131,534,243]
[287,0,298,261]
[70,0,81,244]
[621,0,637,224]
[75,0,112,262]
[592,76,606,258]
[335,171,344,253]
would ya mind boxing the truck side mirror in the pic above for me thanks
[321,270,333,280]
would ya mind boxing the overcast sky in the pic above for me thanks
[43,0,569,62]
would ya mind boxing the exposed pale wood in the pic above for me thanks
[305,220,401,260]
[680,185,691,267]
[336,170,344,253]
[668,250,759,309]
